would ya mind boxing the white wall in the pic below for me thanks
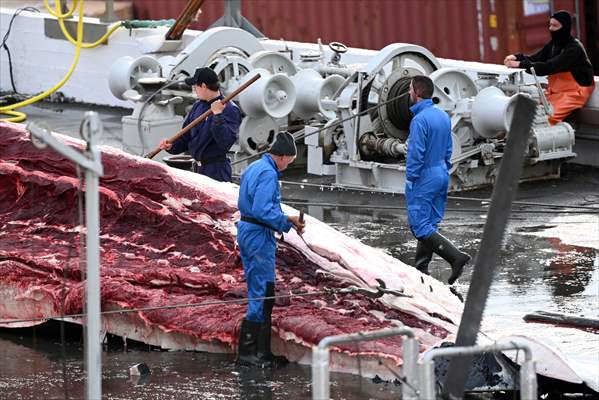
[0,8,158,107]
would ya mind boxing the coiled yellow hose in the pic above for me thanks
[0,0,121,122]
[46,0,122,49]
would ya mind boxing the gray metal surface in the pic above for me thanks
[44,18,109,44]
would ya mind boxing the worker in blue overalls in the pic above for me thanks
[159,67,241,182]
[406,75,470,284]
[236,132,305,368]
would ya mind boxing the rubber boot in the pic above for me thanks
[259,282,288,367]
[236,318,273,368]
[414,239,434,275]
[424,231,471,285]
[257,322,288,367]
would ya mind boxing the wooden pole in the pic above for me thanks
[145,73,261,159]
[165,0,205,41]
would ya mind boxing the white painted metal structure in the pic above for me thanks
[27,113,105,400]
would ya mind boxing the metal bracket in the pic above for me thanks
[27,117,104,177]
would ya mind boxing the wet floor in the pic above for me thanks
[1,103,598,398]
[0,324,402,400]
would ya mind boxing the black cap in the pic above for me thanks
[184,67,219,86]
[551,10,572,32]
[269,132,297,156]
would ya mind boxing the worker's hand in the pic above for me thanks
[159,139,172,151]
[211,100,225,115]
[505,60,521,68]
[503,54,517,65]
[288,215,305,235]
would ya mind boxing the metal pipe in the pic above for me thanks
[418,360,436,400]
[530,67,553,116]
[520,360,538,400]
[26,114,105,400]
[314,64,354,77]
[83,112,103,400]
[312,327,415,400]
[402,337,420,400]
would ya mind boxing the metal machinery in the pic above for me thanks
[108,27,579,192]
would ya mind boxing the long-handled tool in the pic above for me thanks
[299,210,305,235]
[530,67,554,116]
[332,279,412,299]
[144,73,261,159]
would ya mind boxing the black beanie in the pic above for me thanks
[551,10,572,32]
[269,132,297,156]
[185,67,219,86]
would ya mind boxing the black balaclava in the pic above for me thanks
[550,10,573,47]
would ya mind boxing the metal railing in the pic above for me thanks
[419,341,537,400]
[312,332,538,400]
[312,327,418,400]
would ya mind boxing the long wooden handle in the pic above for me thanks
[145,73,261,159]
[165,0,205,41]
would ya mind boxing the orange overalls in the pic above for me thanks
[546,71,595,125]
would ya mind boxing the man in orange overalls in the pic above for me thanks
[504,10,595,125]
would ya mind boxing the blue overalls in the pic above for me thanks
[405,99,453,240]
[168,95,241,182]
[237,154,293,322]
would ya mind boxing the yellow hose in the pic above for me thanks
[0,0,121,122]
[46,0,122,49]
[45,0,79,19]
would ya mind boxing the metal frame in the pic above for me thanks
[28,112,104,400]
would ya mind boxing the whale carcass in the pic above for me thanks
[0,122,463,378]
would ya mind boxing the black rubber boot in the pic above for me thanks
[414,239,434,275]
[259,282,288,367]
[236,318,273,368]
[257,322,288,366]
[424,231,471,284]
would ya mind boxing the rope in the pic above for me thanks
[0,287,353,326]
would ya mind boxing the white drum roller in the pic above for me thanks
[471,86,518,138]
[238,116,278,154]
[248,50,297,76]
[292,69,344,120]
[429,68,478,112]
[109,56,162,100]
[238,68,296,119]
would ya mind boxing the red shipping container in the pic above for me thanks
[128,0,597,70]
